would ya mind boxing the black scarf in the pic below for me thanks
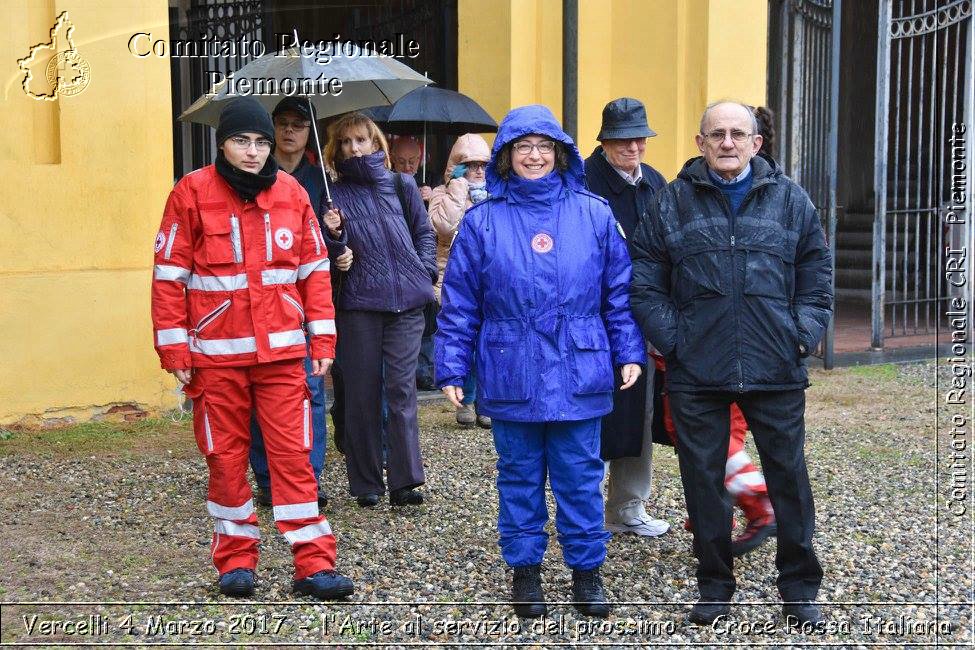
[215,151,279,201]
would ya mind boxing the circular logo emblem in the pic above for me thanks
[154,231,166,253]
[531,233,554,254]
[274,227,294,250]
[45,51,91,97]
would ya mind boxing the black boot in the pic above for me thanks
[511,565,546,618]
[571,567,610,618]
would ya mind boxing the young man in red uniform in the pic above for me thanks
[151,97,353,599]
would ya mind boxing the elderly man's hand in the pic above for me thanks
[419,185,434,202]
[619,363,642,390]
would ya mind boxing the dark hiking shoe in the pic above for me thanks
[317,487,328,508]
[356,493,380,508]
[255,486,272,507]
[389,487,424,506]
[688,600,730,625]
[293,570,354,600]
[511,564,546,618]
[783,601,824,627]
[218,568,255,597]
[732,518,777,557]
[571,568,610,617]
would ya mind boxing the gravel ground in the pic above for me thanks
[0,360,971,647]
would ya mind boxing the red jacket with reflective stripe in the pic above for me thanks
[151,165,335,370]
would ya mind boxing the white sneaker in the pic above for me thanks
[605,516,670,537]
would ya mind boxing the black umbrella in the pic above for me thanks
[361,86,497,182]
[363,86,498,135]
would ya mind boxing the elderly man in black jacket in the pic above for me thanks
[630,101,832,627]
[584,98,669,538]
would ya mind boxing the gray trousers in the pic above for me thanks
[336,308,426,497]
[604,367,654,518]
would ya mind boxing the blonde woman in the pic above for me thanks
[320,112,437,508]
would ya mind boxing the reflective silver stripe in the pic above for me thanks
[302,398,310,448]
[207,499,254,520]
[203,408,214,452]
[154,264,191,284]
[264,213,272,262]
[230,215,243,263]
[262,268,298,285]
[214,520,260,539]
[157,328,189,346]
[725,451,752,477]
[309,218,321,255]
[190,336,257,355]
[282,294,305,321]
[268,329,304,349]
[164,223,178,260]
[188,273,248,291]
[283,521,333,545]
[297,258,329,279]
[727,471,765,496]
[307,319,336,335]
[273,501,318,521]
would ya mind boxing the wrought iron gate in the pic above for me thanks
[169,0,270,180]
[768,0,842,367]
[873,0,972,347]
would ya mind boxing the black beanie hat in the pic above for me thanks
[215,97,275,145]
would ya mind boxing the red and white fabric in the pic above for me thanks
[184,361,336,579]
[151,165,335,371]
[150,165,339,579]
[655,352,774,524]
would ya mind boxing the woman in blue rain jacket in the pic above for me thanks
[434,105,645,619]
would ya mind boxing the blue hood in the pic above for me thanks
[486,104,585,196]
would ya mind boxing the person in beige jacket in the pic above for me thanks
[427,133,491,428]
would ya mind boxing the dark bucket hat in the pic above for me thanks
[597,97,656,140]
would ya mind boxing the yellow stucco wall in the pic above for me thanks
[459,0,768,179]
[0,2,176,425]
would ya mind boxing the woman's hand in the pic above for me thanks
[169,368,192,385]
[419,185,434,202]
[311,358,333,377]
[442,385,464,408]
[323,208,343,237]
[619,363,642,390]
[334,248,354,271]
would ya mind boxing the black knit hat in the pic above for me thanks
[272,96,316,122]
[215,97,275,145]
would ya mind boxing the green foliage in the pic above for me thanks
[849,363,899,380]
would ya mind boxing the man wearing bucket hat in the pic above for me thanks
[151,96,354,600]
[584,98,669,539]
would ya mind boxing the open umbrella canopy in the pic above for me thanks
[361,86,497,135]
[178,43,431,127]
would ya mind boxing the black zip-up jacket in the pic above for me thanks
[629,155,832,392]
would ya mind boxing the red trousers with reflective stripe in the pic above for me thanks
[184,359,336,580]
[663,397,773,523]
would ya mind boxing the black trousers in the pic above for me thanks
[669,389,823,602]
[336,308,426,497]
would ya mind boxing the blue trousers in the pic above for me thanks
[250,353,327,490]
[492,417,610,570]
[461,368,477,406]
